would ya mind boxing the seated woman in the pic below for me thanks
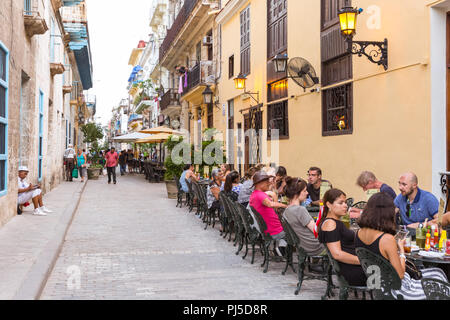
[206,169,222,214]
[355,192,448,300]
[275,166,287,196]
[238,167,258,208]
[179,164,198,193]
[223,170,242,202]
[283,177,326,256]
[318,188,367,286]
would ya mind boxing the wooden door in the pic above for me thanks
[244,114,250,173]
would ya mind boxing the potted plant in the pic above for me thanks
[80,122,104,180]
[163,135,187,199]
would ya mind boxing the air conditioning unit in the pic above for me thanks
[203,36,213,46]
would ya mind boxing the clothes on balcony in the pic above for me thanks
[178,76,183,94]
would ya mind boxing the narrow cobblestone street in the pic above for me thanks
[40,173,329,300]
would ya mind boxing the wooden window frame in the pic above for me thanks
[267,99,289,140]
[0,41,8,197]
[240,5,251,76]
[229,55,234,79]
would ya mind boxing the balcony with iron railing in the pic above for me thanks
[23,0,48,37]
[180,60,216,97]
[159,0,201,62]
[160,89,181,116]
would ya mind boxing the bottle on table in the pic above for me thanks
[416,224,426,249]
[425,231,431,252]
[439,230,447,253]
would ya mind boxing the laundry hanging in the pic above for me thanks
[178,76,183,94]
[184,72,188,88]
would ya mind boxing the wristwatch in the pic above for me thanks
[399,253,406,260]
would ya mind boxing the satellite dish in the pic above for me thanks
[287,57,320,92]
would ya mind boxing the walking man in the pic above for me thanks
[105,147,119,184]
[63,144,76,181]
[119,150,127,176]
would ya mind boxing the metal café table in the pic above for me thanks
[407,252,450,280]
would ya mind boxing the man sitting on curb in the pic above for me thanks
[18,166,52,216]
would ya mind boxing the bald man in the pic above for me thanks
[394,172,439,228]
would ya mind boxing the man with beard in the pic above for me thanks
[394,172,439,228]
[306,167,332,207]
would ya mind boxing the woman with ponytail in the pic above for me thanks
[318,189,366,286]
[283,177,325,256]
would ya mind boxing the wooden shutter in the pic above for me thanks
[240,5,251,75]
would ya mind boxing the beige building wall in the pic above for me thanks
[216,0,439,202]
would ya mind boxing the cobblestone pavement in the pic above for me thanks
[40,173,346,300]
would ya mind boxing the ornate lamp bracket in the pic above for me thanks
[347,38,388,71]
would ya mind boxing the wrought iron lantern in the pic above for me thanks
[234,73,246,90]
[202,85,213,105]
[233,73,260,104]
[338,6,388,70]
[272,53,289,73]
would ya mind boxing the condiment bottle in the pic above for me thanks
[425,231,431,252]
[430,226,435,249]
[440,230,447,252]
[434,229,439,250]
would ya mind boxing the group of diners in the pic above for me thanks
[179,164,450,299]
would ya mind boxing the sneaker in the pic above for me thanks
[40,206,53,213]
[33,208,47,216]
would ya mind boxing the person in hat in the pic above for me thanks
[249,171,288,256]
[18,166,52,215]
[63,144,76,181]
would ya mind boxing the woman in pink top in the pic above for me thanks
[249,171,287,256]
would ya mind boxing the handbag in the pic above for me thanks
[405,258,422,280]
[72,166,78,179]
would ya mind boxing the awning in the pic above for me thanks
[139,126,182,135]
[112,132,153,143]
[135,133,175,144]
[128,65,143,83]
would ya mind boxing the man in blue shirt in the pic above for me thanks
[394,172,439,228]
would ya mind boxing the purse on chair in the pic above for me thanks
[405,258,422,280]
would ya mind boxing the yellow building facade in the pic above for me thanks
[210,0,449,202]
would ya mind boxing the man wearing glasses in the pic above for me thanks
[306,167,332,207]
[394,172,439,228]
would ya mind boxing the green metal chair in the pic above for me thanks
[355,247,403,300]
[174,176,185,208]
[249,206,274,273]
[325,247,373,300]
[421,278,450,300]
[236,203,263,265]
[226,198,247,255]
[281,218,334,297]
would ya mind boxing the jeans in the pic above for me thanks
[120,164,126,175]
[107,166,117,183]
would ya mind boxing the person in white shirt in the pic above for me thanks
[64,144,76,181]
[18,166,52,215]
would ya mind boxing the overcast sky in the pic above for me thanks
[85,0,153,127]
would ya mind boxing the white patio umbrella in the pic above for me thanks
[112,132,154,143]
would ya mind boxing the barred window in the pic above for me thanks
[267,100,289,139]
[322,83,353,136]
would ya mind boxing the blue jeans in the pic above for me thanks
[120,164,126,175]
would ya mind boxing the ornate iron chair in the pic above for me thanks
[323,247,373,300]
[249,206,275,273]
[236,203,263,264]
[355,247,403,300]
[226,198,246,255]
[185,179,196,212]
[281,217,334,298]
[192,181,207,220]
[219,191,235,241]
[174,175,185,208]
[421,278,450,300]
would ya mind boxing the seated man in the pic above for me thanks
[306,167,332,207]
[179,164,199,193]
[394,172,439,228]
[249,171,288,256]
[350,171,397,219]
[18,166,52,216]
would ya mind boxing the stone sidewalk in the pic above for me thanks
[0,177,87,300]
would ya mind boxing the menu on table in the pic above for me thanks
[319,181,332,200]
[366,189,380,201]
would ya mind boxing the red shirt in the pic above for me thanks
[105,151,118,167]
[249,189,283,236]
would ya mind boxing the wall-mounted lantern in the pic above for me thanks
[338,5,388,70]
